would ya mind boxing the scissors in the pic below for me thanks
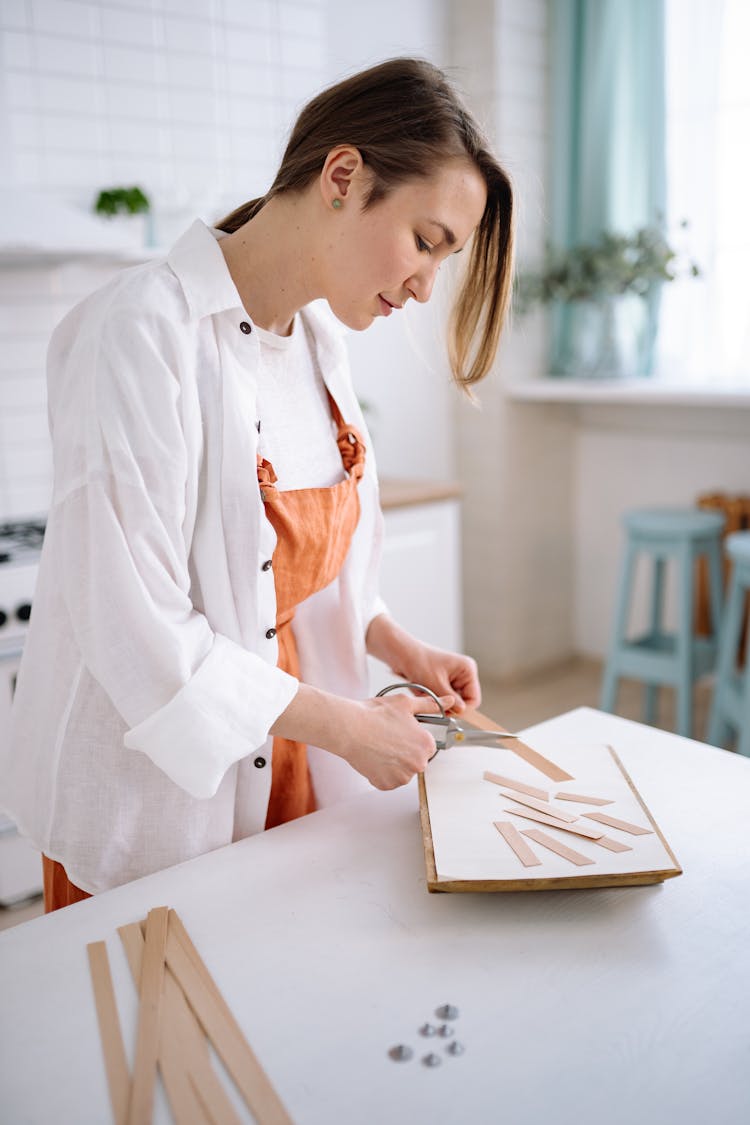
[375,681,522,760]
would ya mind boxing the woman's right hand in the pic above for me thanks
[270,683,453,790]
[330,692,454,789]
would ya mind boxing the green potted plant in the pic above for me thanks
[93,186,151,248]
[516,223,700,376]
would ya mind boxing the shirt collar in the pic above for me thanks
[167,218,245,320]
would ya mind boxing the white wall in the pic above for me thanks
[0,0,328,519]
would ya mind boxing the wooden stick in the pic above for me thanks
[496,788,579,822]
[87,941,130,1125]
[494,821,542,866]
[583,811,653,836]
[483,771,549,801]
[119,922,220,1125]
[167,910,294,1125]
[521,828,595,867]
[128,907,169,1125]
[554,791,614,806]
[592,835,633,854]
[463,708,574,782]
[502,805,605,839]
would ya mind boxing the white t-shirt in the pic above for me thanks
[254,317,346,491]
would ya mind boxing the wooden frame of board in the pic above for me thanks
[418,737,682,893]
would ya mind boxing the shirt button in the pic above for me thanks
[254,756,267,769]
[262,559,273,572]
[240,321,252,334]
[265,627,277,639]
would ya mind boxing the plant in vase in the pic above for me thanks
[93,186,151,249]
[515,223,700,377]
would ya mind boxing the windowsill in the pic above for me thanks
[505,378,750,408]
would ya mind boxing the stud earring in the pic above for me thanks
[332,198,342,210]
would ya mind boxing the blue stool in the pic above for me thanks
[600,508,725,738]
[707,531,750,756]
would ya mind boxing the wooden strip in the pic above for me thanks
[583,810,653,836]
[496,788,579,822]
[502,805,605,839]
[592,835,633,854]
[418,773,439,889]
[87,941,131,1125]
[120,922,237,1125]
[128,907,169,1125]
[521,828,595,867]
[462,709,575,782]
[604,744,681,873]
[167,910,293,1125]
[554,791,614,806]
[483,772,549,801]
[494,821,542,866]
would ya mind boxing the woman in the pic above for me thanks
[1,58,514,910]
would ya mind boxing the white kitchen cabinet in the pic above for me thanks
[368,482,463,695]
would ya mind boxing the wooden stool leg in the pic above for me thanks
[675,542,694,738]
[644,556,665,725]
[601,539,636,714]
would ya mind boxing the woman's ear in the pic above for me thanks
[320,145,365,208]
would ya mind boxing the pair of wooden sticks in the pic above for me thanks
[87,907,293,1125]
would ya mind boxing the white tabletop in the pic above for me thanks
[1,707,748,1125]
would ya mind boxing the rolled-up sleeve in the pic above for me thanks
[51,305,297,800]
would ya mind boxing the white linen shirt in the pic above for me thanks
[0,219,385,893]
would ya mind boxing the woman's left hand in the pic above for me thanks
[366,614,481,715]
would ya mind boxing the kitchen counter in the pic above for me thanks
[379,478,462,510]
[0,707,748,1125]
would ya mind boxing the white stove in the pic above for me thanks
[0,518,45,906]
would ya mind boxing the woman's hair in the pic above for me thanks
[216,58,514,388]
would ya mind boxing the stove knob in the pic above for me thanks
[16,603,32,622]
[0,609,7,627]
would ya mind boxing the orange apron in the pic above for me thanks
[42,392,365,910]
[259,392,365,829]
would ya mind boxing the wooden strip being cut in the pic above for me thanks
[483,772,549,801]
[521,828,595,867]
[167,910,293,1125]
[592,835,633,854]
[462,708,574,782]
[554,791,614,806]
[494,821,542,867]
[128,906,169,1125]
[583,811,653,836]
[87,941,130,1125]
[502,805,604,839]
[496,788,579,823]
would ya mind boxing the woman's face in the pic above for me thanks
[320,157,487,331]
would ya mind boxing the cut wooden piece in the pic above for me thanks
[167,910,293,1125]
[583,811,653,836]
[494,821,542,867]
[483,772,549,801]
[554,791,614,806]
[496,788,579,822]
[462,708,574,782]
[592,835,633,854]
[521,828,595,867]
[87,941,130,1125]
[128,906,169,1125]
[120,921,241,1125]
[502,805,605,839]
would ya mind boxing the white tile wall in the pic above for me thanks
[0,0,327,520]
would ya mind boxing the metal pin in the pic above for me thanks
[435,1004,459,1020]
[419,1023,437,1037]
[388,1045,413,1062]
[446,1040,465,1056]
[437,1023,454,1038]
[422,1053,442,1067]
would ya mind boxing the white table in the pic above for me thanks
[1,707,748,1125]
